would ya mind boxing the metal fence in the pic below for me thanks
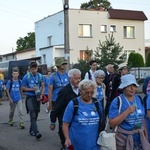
[130,67,150,79]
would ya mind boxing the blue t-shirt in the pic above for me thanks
[22,72,44,96]
[0,80,4,91]
[49,72,69,101]
[109,94,145,143]
[6,80,22,102]
[96,86,104,110]
[44,76,50,95]
[63,97,100,150]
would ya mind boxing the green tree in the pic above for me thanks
[16,32,35,51]
[146,53,150,67]
[81,0,112,10]
[94,34,126,70]
[127,52,145,67]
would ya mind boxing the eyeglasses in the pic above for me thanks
[96,77,104,80]
[82,90,94,95]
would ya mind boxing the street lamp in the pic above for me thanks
[63,0,70,69]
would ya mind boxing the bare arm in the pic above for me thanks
[143,118,148,140]
[62,122,72,147]
[6,89,13,104]
[47,85,53,110]
[109,105,136,128]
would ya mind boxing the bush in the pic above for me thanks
[127,53,144,67]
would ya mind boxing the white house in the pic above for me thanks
[35,8,147,67]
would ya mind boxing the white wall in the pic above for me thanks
[35,9,146,66]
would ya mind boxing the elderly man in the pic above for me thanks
[50,68,81,150]
[103,64,114,99]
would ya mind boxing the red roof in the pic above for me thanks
[108,9,148,21]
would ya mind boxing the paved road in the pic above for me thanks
[0,99,61,150]
[0,92,145,150]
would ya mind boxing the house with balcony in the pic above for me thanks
[35,8,147,67]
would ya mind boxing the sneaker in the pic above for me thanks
[30,131,36,136]
[36,133,42,139]
[0,102,2,105]
[20,122,25,129]
[8,121,13,126]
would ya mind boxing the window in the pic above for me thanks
[101,25,107,33]
[110,25,116,32]
[124,50,135,60]
[78,24,92,37]
[47,36,52,46]
[43,54,46,64]
[123,26,135,38]
[80,50,92,60]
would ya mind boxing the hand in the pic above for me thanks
[33,86,38,91]
[50,124,55,131]
[65,138,72,148]
[9,99,14,104]
[47,105,52,111]
[127,105,136,114]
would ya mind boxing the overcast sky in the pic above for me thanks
[0,0,149,54]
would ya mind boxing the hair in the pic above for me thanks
[68,68,81,78]
[78,79,96,91]
[106,64,114,69]
[94,70,105,78]
[89,60,97,66]
[12,68,19,73]
[29,61,38,69]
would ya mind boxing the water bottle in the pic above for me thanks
[35,86,40,101]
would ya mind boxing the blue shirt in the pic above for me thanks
[0,80,4,91]
[109,94,145,143]
[49,72,69,101]
[22,72,44,96]
[6,80,22,102]
[44,76,50,95]
[63,97,100,150]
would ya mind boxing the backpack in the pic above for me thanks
[9,79,22,93]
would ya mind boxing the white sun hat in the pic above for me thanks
[118,74,139,89]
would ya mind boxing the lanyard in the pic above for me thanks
[123,94,140,122]
[30,73,39,86]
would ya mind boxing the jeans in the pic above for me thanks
[26,96,40,134]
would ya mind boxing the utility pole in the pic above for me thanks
[63,0,70,70]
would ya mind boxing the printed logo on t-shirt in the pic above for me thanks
[91,111,96,116]
[82,112,88,116]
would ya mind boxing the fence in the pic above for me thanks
[130,67,150,79]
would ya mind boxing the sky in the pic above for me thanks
[0,0,149,55]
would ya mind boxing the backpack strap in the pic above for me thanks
[9,79,13,93]
[88,71,92,80]
[92,98,102,118]
[72,98,79,118]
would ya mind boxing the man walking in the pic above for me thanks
[21,61,44,139]
[50,68,81,150]
[6,68,24,129]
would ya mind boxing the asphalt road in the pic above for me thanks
[0,91,145,150]
[0,99,61,150]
